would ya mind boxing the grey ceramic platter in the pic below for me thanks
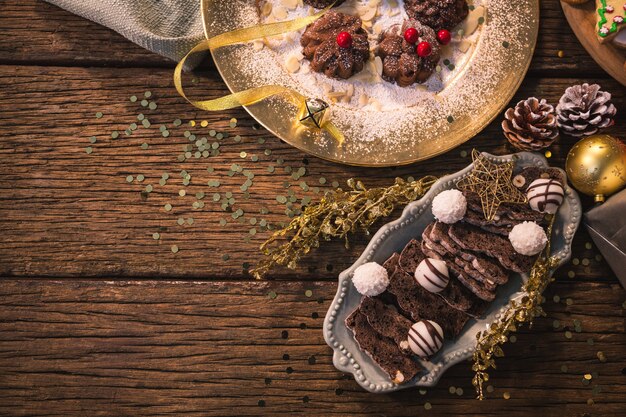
[323,152,582,393]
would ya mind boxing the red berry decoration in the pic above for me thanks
[404,27,419,44]
[416,41,432,58]
[336,31,353,49]
[437,29,451,45]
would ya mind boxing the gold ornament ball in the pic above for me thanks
[565,134,626,203]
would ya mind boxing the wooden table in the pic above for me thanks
[0,1,624,416]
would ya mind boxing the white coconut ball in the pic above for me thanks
[509,221,548,256]
[352,262,389,296]
[432,189,467,224]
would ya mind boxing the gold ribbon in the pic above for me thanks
[173,3,344,145]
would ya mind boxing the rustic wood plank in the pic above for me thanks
[0,0,610,77]
[0,279,624,416]
[0,65,624,280]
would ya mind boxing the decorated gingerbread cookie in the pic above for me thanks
[596,1,626,42]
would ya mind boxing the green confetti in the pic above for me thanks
[89,136,97,144]
[141,143,149,150]
[171,245,179,253]
[95,112,103,119]
[126,175,134,183]
[173,119,182,126]
[268,291,277,299]
[85,147,93,154]
[111,131,119,139]
[152,233,160,240]
[305,290,313,298]
[141,99,149,107]
[148,102,157,110]
[130,95,137,102]
[164,203,172,212]
[136,174,145,182]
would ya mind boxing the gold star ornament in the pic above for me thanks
[457,150,527,221]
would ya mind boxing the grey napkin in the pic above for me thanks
[45,0,206,68]
[585,188,626,288]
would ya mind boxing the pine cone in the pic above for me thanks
[502,97,559,151]
[556,83,616,138]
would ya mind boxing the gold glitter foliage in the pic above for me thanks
[472,216,558,400]
[251,176,438,279]
[457,150,527,221]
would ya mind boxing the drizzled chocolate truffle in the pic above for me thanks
[374,20,441,87]
[404,0,469,30]
[303,0,345,8]
[301,11,370,79]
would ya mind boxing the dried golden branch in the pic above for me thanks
[472,215,559,399]
[251,176,438,279]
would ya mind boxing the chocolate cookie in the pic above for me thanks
[303,0,345,8]
[301,11,369,79]
[375,19,441,86]
[404,0,469,30]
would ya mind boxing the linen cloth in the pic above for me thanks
[585,188,626,289]
[45,0,206,68]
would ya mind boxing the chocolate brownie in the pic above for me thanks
[448,223,535,274]
[383,252,401,274]
[359,297,413,353]
[346,309,422,383]
[398,239,426,276]
[386,266,471,337]
[421,238,497,302]
[398,238,488,316]
[430,222,509,285]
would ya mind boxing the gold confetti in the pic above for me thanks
[503,392,510,400]
[584,373,592,380]
[200,120,208,127]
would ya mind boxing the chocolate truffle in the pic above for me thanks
[303,0,345,8]
[527,178,564,214]
[404,0,469,31]
[408,320,445,359]
[301,11,369,79]
[415,258,450,293]
[375,19,441,86]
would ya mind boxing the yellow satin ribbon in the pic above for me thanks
[173,3,344,145]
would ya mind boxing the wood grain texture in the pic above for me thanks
[0,0,611,77]
[560,1,626,86]
[0,65,624,280]
[0,279,624,417]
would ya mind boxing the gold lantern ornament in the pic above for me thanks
[565,134,626,203]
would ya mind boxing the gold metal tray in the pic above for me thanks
[201,0,539,167]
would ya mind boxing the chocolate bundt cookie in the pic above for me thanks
[303,0,345,8]
[301,11,369,79]
[404,0,469,30]
[375,20,441,86]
